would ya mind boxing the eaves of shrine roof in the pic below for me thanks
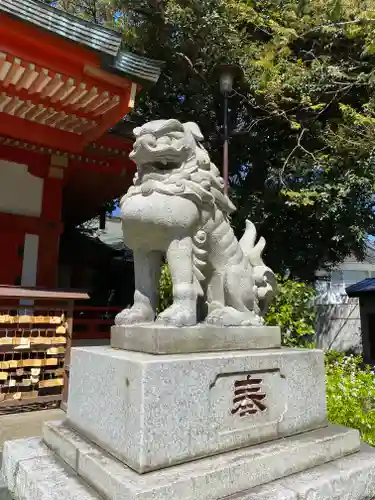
[0,0,164,86]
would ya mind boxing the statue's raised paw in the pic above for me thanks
[156,303,197,327]
[205,307,264,327]
[115,305,155,326]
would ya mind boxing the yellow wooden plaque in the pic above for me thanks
[46,347,65,355]
[39,378,64,388]
[0,316,14,323]
[44,357,58,366]
[0,337,13,345]
[50,316,62,325]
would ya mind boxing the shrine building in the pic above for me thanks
[0,0,163,291]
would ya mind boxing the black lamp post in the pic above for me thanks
[214,64,244,195]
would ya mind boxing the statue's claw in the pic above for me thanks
[115,305,154,326]
[156,303,197,327]
[205,307,264,327]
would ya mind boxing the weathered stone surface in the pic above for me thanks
[0,472,11,500]
[229,484,298,499]
[41,420,360,500]
[2,437,50,495]
[67,346,327,472]
[111,324,281,354]
[229,443,375,500]
[2,438,100,500]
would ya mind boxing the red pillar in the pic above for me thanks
[37,166,65,288]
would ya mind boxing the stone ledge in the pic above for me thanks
[2,437,100,500]
[40,421,360,500]
[229,443,375,499]
[111,324,281,354]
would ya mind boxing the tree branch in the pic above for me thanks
[175,52,207,81]
[303,18,375,36]
[279,128,318,187]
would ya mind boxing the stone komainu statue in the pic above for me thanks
[115,119,276,327]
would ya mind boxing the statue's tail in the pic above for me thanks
[239,220,277,315]
[239,220,265,267]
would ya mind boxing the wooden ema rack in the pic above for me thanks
[0,286,88,409]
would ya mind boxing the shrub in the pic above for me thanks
[325,353,375,446]
[264,276,316,347]
[157,263,172,314]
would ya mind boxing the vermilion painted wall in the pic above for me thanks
[0,156,64,288]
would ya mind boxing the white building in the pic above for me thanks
[315,242,375,353]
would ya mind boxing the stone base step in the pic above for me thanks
[2,441,375,500]
[2,422,362,500]
[2,437,101,500]
[228,443,375,499]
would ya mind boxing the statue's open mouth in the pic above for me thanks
[130,140,191,167]
[153,161,180,170]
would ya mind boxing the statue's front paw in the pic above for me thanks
[156,303,197,327]
[206,307,263,327]
[115,305,154,326]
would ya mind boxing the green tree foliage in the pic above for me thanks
[48,0,375,280]
[49,0,115,25]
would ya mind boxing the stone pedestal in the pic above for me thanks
[66,345,326,472]
[2,325,375,500]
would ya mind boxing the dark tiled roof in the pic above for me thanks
[0,0,163,85]
[104,52,163,85]
[0,0,122,55]
[346,278,375,297]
